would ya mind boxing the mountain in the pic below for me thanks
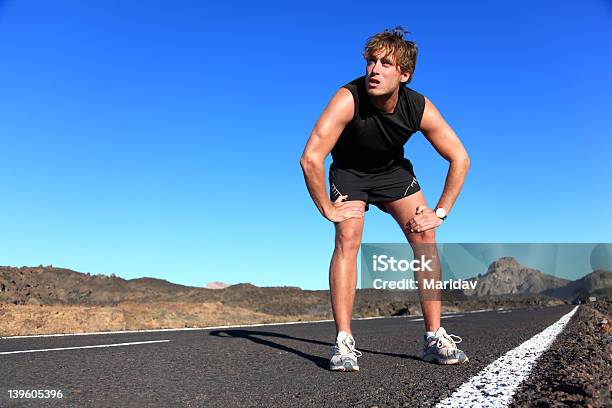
[0,265,205,305]
[205,281,230,290]
[542,269,612,300]
[464,257,570,296]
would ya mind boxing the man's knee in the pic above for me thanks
[409,228,436,244]
[335,226,362,254]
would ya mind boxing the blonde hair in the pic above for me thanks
[363,27,418,84]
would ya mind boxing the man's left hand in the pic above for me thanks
[406,206,443,233]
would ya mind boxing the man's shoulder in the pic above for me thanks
[402,85,425,99]
[402,86,427,110]
[339,76,366,106]
[342,76,365,90]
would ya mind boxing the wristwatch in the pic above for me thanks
[435,207,447,221]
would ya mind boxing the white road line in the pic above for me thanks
[466,308,499,314]
[0,340,171,355]
[435,306,579,408]
[408,314,464,322]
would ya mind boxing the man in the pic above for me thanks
[300,27,471,371]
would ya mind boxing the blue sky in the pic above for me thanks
[0,0,610,289]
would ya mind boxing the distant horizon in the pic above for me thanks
[3,254,610,291]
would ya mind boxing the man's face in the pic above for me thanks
[365,50,410,96]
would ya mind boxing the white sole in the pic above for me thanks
[330,361,360,371]
[422,354,469,365]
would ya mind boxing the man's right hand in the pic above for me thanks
[325,195,365,223]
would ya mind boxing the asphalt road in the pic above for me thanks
[0,304,575,407]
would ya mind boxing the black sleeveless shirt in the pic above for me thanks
[331,76,426,172]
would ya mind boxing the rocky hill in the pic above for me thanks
[463,257,571,296]
[542,269,612,300]
[0,265,206,305]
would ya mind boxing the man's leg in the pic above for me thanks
[329,200,366,335]
[382,192,441,333]
[383,193,469,364]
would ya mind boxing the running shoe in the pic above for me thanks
[422,327,469,365]
[330,331,362,371]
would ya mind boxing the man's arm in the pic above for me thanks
[300,88,365,222]
[419,96,470,216]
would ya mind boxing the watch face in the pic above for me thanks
[435,208,447,219]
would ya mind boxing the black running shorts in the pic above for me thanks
[328,158,421,213]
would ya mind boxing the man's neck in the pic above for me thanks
[369,87,400,113]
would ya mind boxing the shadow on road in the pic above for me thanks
[209,329,421,370]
